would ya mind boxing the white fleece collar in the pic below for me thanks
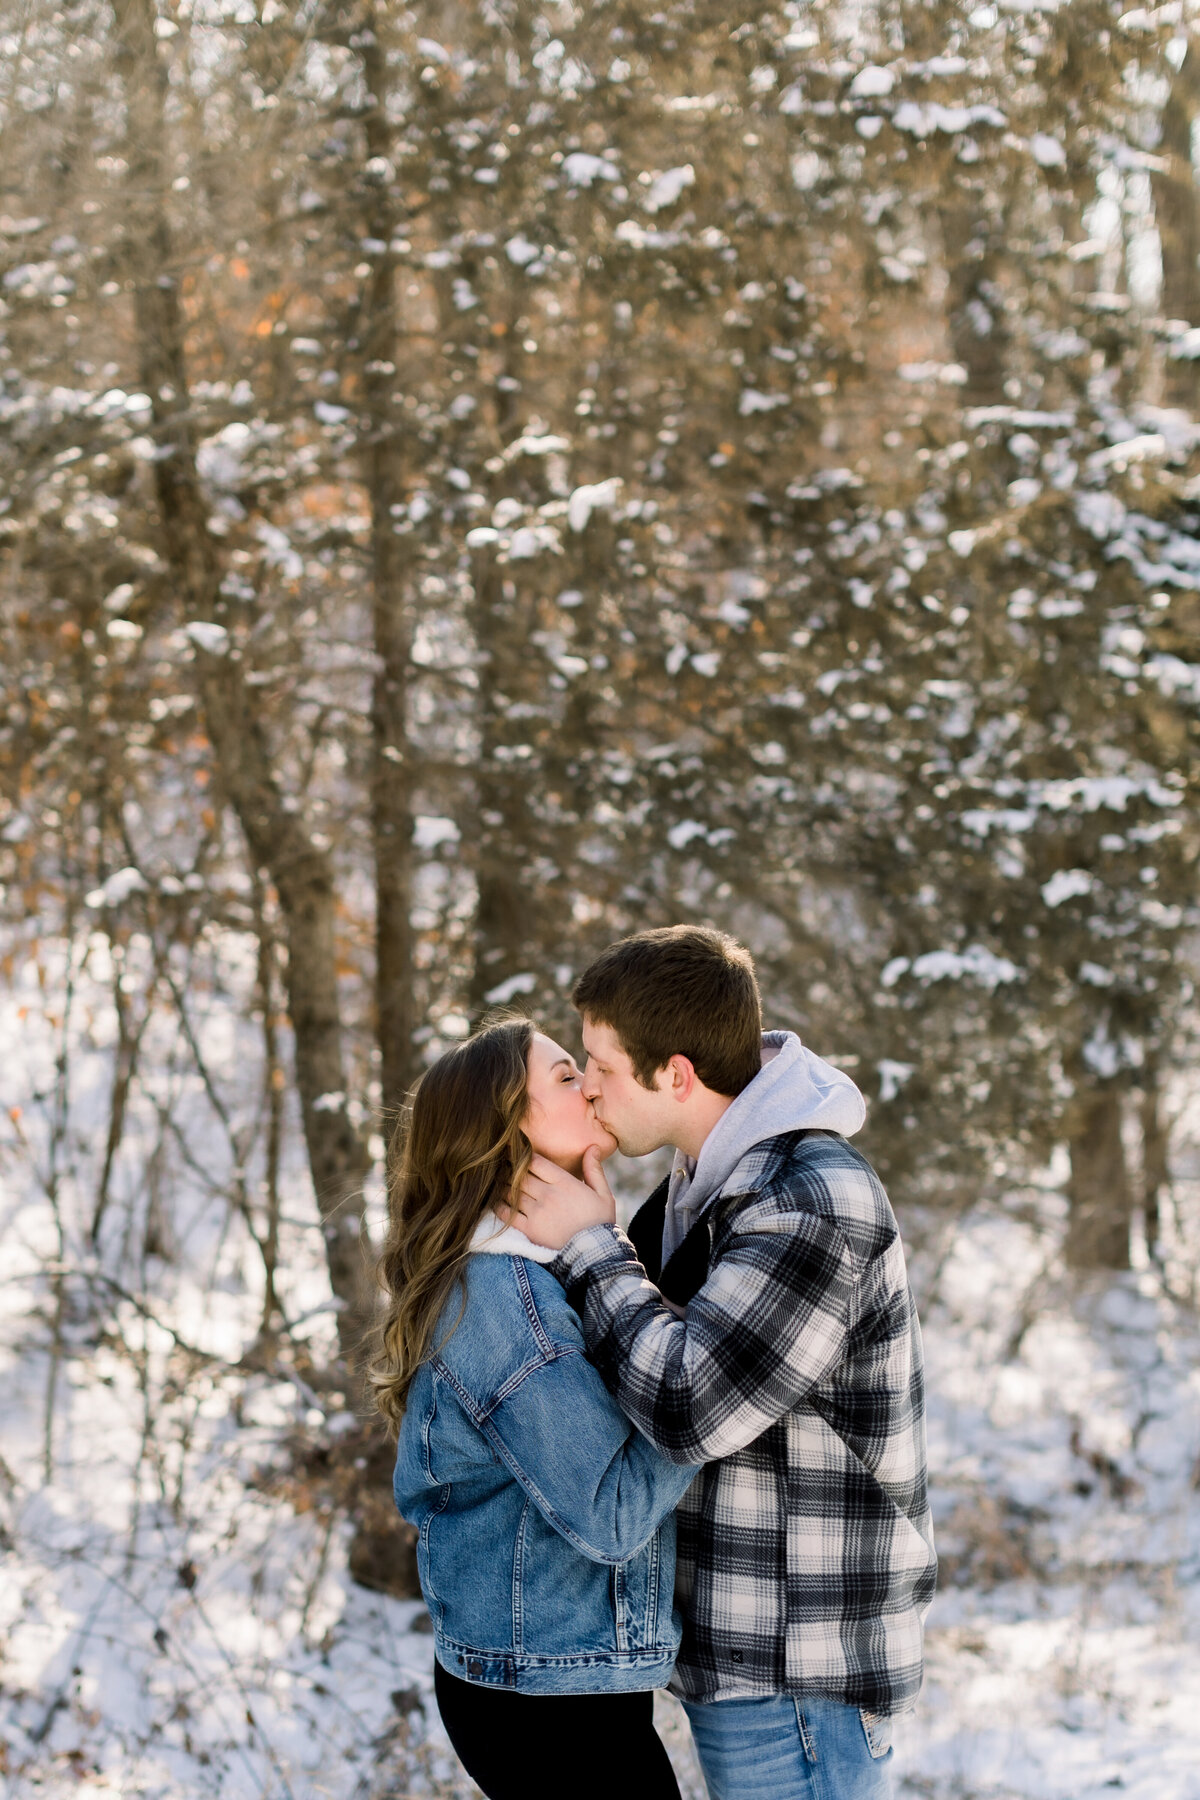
[468,1213,558,1264]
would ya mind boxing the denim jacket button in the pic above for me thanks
[468,1660,483,1679]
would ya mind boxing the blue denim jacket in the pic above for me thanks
[393,1244,699,1694]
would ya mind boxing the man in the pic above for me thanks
[509,925,935,1800]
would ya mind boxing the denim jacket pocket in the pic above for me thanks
[859,1709,893,1759]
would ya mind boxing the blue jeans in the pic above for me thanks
[683,1693,894,1800]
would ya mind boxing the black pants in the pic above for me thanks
[433,1658,682,1800]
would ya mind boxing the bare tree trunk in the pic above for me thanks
[463,229,561,1020]
[90,934,152,1245]
[111,0,371,1359]
[252,868,285,1341]
[1151,38,1200,403]
[937,202,1010,405]
[360,13,418,1122]
[1140,1061,1170,1262]
[1064,1089,1133,1272]
[467,553,552,1017]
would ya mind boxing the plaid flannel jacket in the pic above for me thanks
[553,1129,936,1712]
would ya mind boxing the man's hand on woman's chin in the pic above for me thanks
[503,1147,617,1250]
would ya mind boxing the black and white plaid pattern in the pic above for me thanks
[553,1131,936,1712]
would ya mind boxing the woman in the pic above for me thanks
[371,1017,698,1800]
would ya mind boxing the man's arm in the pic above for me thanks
[547,1190,861,1466]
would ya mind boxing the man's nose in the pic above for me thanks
[581,1061,601,1101]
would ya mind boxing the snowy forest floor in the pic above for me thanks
[3,956,1199,1799]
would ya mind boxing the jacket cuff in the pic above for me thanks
[549,1222,636,1288]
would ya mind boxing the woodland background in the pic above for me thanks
[2,1,1200,1796]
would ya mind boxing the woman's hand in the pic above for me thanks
[503,1148,616,1250]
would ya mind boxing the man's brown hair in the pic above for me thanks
[572,925,762,1097]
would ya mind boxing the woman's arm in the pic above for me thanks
[433,1309,699,1567]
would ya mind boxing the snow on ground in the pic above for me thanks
[895,1198,1200,1800]
[2,944,1199,1798]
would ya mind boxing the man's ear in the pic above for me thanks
[665,1054,696,1102]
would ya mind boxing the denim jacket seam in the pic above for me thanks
[419,1386,438,1485]
[512,1495,528,1652]
[430,1263,579,1420]
[514,1256,557,1358]
[494,1339,590,1407]
[643,1528,661,1646]
[430,1355,631,1563]
[476,1411,627,1564]
[439,1652,679,1671]
[431,1352,549,1424]
[436,1628,677,1666]
[612,1558,627,1652]
[417,1478,451,1621]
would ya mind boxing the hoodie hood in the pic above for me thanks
[661,1030,866,1264]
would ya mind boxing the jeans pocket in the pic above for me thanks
[859,1708,893,1760]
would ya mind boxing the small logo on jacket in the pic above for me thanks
[730,1649,744,1663]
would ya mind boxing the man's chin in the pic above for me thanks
[611,1132,656,1159]
[592,1119,654,1158]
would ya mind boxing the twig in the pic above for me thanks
[42,923,82,1484]
[158,960,288,1307]
[30,1566,121,1745]
[252,864,285,1340]
[89,933,162,1245]
[30,1538,290,1800]
[297,1507,338,1643]
[82,1267,325,1410]
[82,1269,229,1368]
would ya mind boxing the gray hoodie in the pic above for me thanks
[661,1029,867,1264]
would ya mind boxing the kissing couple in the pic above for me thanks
[373,925,936,1800]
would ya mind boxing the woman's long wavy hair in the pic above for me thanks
[369,1017,535,1436]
